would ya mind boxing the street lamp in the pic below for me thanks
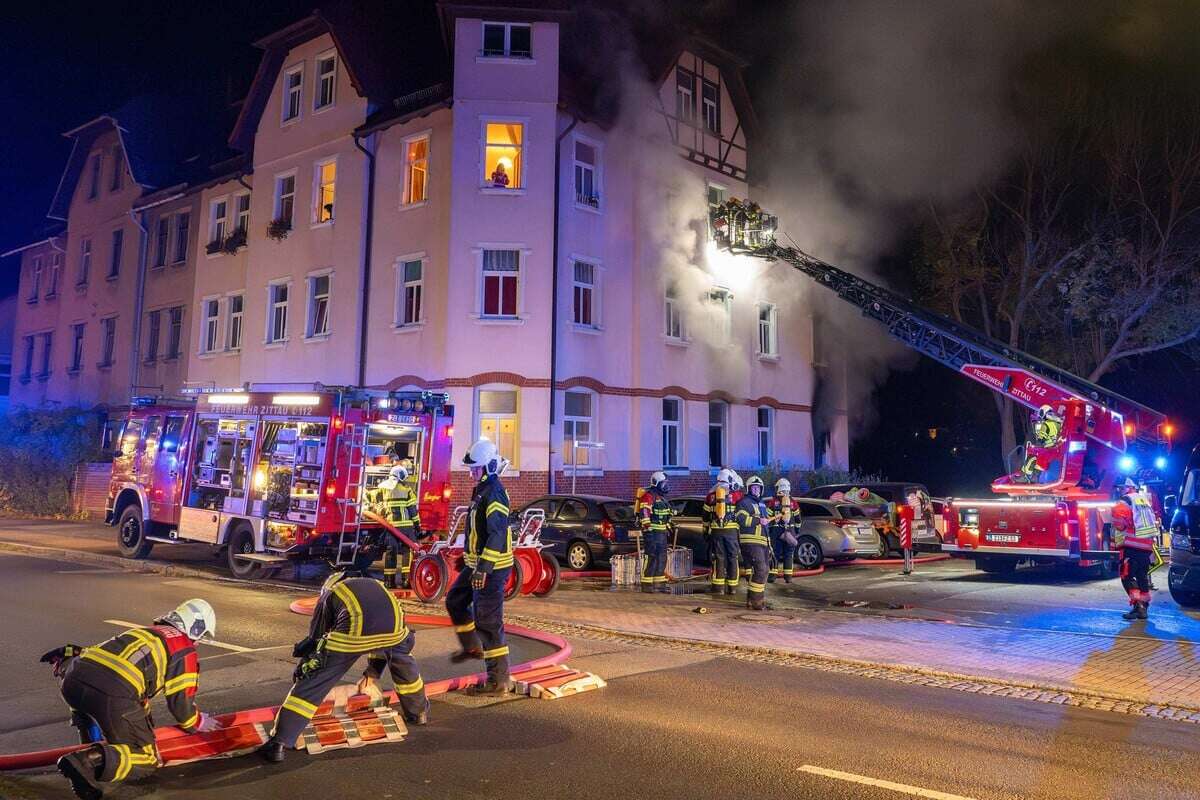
[570,440,605,494]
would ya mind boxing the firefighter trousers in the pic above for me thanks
[769,529,796,578]
[713,533,740,588]
[383,539,412,589]
[706,536,725,588]
[60,669,158,784]
[641,531,667,589]
[1120,547,1153,606]
[271,631,428,747]
[741,543,770,607]
[446,565,511,682]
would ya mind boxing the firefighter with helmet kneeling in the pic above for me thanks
[1112,478,1159,620]
[42,599,221,799]
[736,476,773,610]
[767,478,802,582]
[445,438,516,695]
[260,562,429,762]
[637,471,674,593]
[703,468,742,595]
[374,461,423,589]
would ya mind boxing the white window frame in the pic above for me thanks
[480,22,532,59]
[676,68,695,124]
[480,117,527,192]
[757,302,778,358]
[274,170,297,229]
[233,191,251,234]
[200,296,221,354]
[313,50,337,111]
[401,131,431,207]
[570,257,601,330]
[708,400,728,470]
[305,269,333,339]
[69,322,85,373]
[99,315,117,368]
[710,287,733,344]
[78,238,92,287]
[572,135,601,210]
[226,293,244,352]
[107,228,123,279]
[701,79,720,134]
[145,309,161,362]
[474,384,521,472]
[208,196,229,250]
[27,256,42,302]
[153,214,170,268]
[172,212,190,264]
[265,279,292,345]
[46,252,60,298]
[166,306,184,360]
[757,406,774,467]
[664,285,686,343]
[662,396,683,469]
[394,252,426,329]
[312,157,337,225]
[475,245,527,322]
[562,389,597,468]
[38,331,53,378]
[281,63,303,124]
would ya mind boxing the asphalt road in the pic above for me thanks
[2,551,1198,800]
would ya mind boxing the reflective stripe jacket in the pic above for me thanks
[703,489,742,534]
[639,486,673,533]
[375,477,421,533]
[465,473,513,573]
[76,625,202,730]
[1113,495,1158,551]
[735,495,771,546]
[311,575,409,653]
[766,496,801,532]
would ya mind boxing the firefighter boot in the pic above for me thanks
[466,656,513,696]
[1137,601,1149,620]
[724,584,735,595]
[57,747,104,800]
[1122,603,1143,621]
[258,738,287,763]
[449,647,484,663]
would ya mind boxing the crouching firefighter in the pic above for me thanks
[42,600,220,800]
[376,462,423,589]
[637,471,674,593]
[703,469,742,595]
[446,438,515,695]
[737,476,773,610]
[260,565,429,762]
[767,478,802,583]
[1112,478,1158,620]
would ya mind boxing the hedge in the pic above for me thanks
[0,407,105,516]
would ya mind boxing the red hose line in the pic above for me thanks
[829,554,950,566]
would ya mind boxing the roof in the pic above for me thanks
[0,224,66,259]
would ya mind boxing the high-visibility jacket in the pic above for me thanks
[638,486,673,533]
[75,625,203,731]
[311,575,409,654]
[766,495,801,531]
[1034,418,1062,447]
[1113,494,1158,551]
[735,495,771,547]
[375,477,421,533]
[464,473,513,573]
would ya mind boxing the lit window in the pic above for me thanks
[482,22,531,58]
[173,212,190,263]
[757,407,773,467]
[563,391,594,466]
[145,310,160,362]
[46,253,60,297]
[268,283,289,343]
[70,324,85,372]
[574,140,598,207]
[572,261,596,328]
[282,65,303,122]
[404,135,429,204]
[477,388,519,467]
[481,249,520,318]
[209,199,228,248]
[315,160,336,223]
[664,285,684,340]
[154,216,170,268]
[758,303,777,356]
[38,332,53,377]
[702,80,719,133]
[662,397,682,468]
[87,153,102,199]
[483,122,523,189]
[100,317,116,367]
[227,295,244,351]
[167,307,183,359]
[110,145,124,192]
[307,274,331,337]
[708,400,727,468]
[108,229,123,279]
[274,174,295,229]
[78,238,92,286]
[202,299,220,353]
[399,259,423,326]
[234,193,251,234]
[27,256,42,302]
[710,288,732,343]
[315,53,336,110]
[676,68,695,123]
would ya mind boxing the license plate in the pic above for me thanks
[985,533,1020,543]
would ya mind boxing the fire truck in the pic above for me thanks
[709,199,1173,575]
[105,384,454,578]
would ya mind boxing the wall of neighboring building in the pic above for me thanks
[10,241,64,407]
[139,194,200,398]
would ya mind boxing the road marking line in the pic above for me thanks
[103,619,261,653]
[798,765,978,800]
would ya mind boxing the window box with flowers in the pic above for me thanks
[222,228,247,254]
[267,218,292,241]
[205,239,223,255]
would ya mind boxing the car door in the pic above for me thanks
[553,498,593,554]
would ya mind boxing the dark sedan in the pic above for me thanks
[515,494,638,570]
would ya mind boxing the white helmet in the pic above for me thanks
[746,475,765,496]
[464,438,506,475]
[730,470,744,491]
[389,463,409,482]
[650,470,668,490]
[716,468,737,488]
[775,478,792,495]
[157,598,216,642]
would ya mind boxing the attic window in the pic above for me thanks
[314,52,336,110]
[482,22,531,59]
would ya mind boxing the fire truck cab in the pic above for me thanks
[106,384,454,578]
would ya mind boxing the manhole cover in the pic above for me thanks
[734,612,794,624]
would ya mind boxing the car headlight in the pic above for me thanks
[1171,532,1192,551]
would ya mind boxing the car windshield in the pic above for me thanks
[602,502,635,523]
[837,505,867,518]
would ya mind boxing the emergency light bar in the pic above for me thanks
[271,394,321,406]
[205,393,249,404]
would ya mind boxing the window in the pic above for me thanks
[707,183,726,210]
[664,285,684,340]
[227,295,244,351]
[701,79,720,133]
[662,397,682,468]
[47,253,60,297]
[477,388,518,467]
[676,68,695,123]
[154,216,170,268]
[202,299,220,353]
[87,153,101,199]
[574,140,598,206]
[757,407,773,467]
[563,391,594,466]
[100,317,116,367]
[315,52,336,110]
[27,256,42,302]
[70,324,85,372]
[483,122,523,189]
[307,274,331,337]
[557,499,587,521]
[403,135,429,205]
[482,22,531,58]
[78,238,92,286]
[173,212,190,263]
[274,174,295,228]
[145,310,161,362]
[481,249,520,318]
[399,259,423,326]
[209,199,228,247]
[108,228,123,279]
[758,303,778,356]
[710,288,732,343]
[268,283,289,343]
[167,307,183,359]
[20,335,33,381]
[38,332,53,378]
[708,400,727,468]
[282,65,303,122]
[110,145,124,192]
[234,193,251,234]
[572,261,596,327]
[314,159,336,223]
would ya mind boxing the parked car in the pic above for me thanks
[514,494,637,571]
[1168,444,1200,608]
[668,496,881,569]
[803,482,940,554]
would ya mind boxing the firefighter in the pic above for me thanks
[736,476,772,610]
[703,468,742,595]
[1112,478,1158,620]
[445,438,515,695]
[767,478,801,583]
[260,567,429,763]
[638,471,673,593]
[1019,405,1064,482]
[375,462,422,589]
[43,600,220,800]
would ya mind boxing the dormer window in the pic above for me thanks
[314,52,336,110]
[482,22,531,58]
[282,65,303,122]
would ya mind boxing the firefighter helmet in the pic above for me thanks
[389,463,409,482]
[746,475,764,497]
[730,471,745,491]
[775,478,792,495]
[650,470,668,491]
[156,599,216,642]
[1036,404,1064,424]
[464,438,506,475]
[716,468,737,488]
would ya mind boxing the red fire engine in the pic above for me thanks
[105,384,454,578]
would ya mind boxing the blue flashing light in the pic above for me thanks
[1154,456,1167,471]
[1118,455,1136,473]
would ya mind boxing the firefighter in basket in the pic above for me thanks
[260,564,429,763]
[372,462,423,589]
[1112,478,1159,620]
[767,478,802,583]
[1018,404,1064,483]
[42,600,221,800]
[736,476,773,610]
[445,438,516,696]
[703,468,743,595]
[636,471,674,593]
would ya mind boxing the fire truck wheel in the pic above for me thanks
[226,526,263,579]
[795,537,824,571]
[504,558,524,601]
[531,552,560,596]
[116,505,153,560]
[976,556,1017,575]
[410,554,448,603]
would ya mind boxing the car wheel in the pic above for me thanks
[875,535,889,559]
[116,504,153,559]
[226,525,263,579]
[795,537,824,570]
[566,540,593,571]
